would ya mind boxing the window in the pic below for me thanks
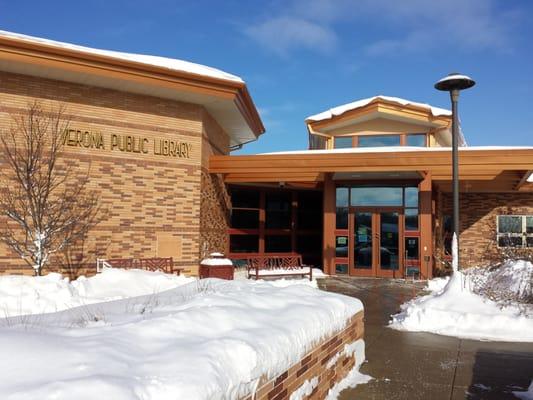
[265,192,291,229]
[350,187,403,206]
[404,187,419,231]
[497,215,533,248]
[230,235,259,253]
[358,135,401,147]
[335,264,348,274]
[335,236,348,257]
[230,190,259,229]
[265,235,291,252]
[309,134,327,150]
[336,187,349,229]
[406,134,427,147]
[334,136,353,149]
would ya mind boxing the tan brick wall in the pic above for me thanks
[0,70,230,276]
[242,311,364,400]
[438,192,533,267]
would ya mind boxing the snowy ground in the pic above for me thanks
[0,267,195,317]
[390,260,533,342]
[0,268,366,399]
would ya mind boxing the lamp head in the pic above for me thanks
[435,72,475,91]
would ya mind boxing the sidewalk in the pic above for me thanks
[319,277,533,400]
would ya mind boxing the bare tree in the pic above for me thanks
[0,101,102,276]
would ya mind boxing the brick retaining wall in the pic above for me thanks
[242,310,365,400]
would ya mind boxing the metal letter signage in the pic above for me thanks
[62,129,192,158]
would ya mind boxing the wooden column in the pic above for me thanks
[419,171,433,279]
[323,173,336,275]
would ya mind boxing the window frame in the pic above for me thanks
[496,215,533,248]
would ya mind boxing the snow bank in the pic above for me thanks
[0,278,363,400]
[514,380,533,400]
[390,262,533,342]
[0,268,195,317]
[0,30,243,83]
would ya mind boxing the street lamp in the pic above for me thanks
[435,73,475,271]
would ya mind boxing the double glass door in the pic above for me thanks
[352,209,401,277]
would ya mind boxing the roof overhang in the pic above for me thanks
[210,148,533,192]
[0,33,265,147]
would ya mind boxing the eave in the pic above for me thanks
[0,34,265,146]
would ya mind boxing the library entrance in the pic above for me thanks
[352,209,401,277]
[334,186,421,278]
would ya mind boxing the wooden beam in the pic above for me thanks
[515,170,532,191]
[323,174,336,275]
[419,171,433,279]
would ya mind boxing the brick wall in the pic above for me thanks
[438,192,533,267]
[0,70,229,276]
[242,311,364,400]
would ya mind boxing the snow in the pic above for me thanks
[514,380,533,400]
[436,73,474,86]
[325,339,372,399]
[290,377,319,400]
[261,145,533,156]
[0,30,243,83]
[390,261,533,342]
[200,256,234,266]
[0,267,195,317]
[256,267,312,276]
[0,277,363,400]
[305,95,452,122]
[527,172,533,183]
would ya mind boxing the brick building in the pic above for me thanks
[0,31,263,275]
[0,31,532,278]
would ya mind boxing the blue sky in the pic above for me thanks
[1,0,532,153]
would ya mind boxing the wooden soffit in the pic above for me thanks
[210,148,533,188]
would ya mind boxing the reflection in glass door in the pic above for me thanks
[379,212,400,272]
[354,212,373,270]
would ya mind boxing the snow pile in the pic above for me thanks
[0,268,195,317]
[390,261,533,341]
[467,260,533,304]
[514,380,533,400]
[0,278,363,400]
[0,30,243,83]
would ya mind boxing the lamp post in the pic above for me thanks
[435,73,475,271]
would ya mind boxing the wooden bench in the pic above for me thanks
[103,257,184,275]
[246,255,313,281]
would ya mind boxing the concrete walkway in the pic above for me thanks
[319,277,533,400]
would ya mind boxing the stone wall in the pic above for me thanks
[242,311,365,400]
[199,110,231,260]
[438,192,533,267]
[0,70,228,276]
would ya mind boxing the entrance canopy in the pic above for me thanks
[210,147,533,192]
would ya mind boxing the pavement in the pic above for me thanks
[318,277,533,400]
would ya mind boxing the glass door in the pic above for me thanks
[351,209,402,277]
[353,211,374,276]
[377,211,401,277]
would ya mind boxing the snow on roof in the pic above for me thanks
[0,30,243,83]
[260,145,533,156]
[305,95,451,123]
[528,173,533,183]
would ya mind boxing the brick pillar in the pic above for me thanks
[419,171,433,279]
[323,173,335,275]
